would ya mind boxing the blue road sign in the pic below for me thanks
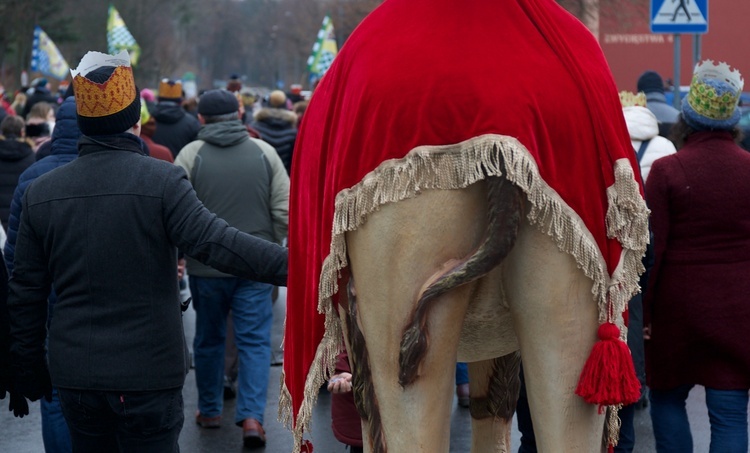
[651,0,708,34]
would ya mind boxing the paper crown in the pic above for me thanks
[70,50,136,118]
[683,60,744,129]
[619,91,647,108]
[159,79,183,100]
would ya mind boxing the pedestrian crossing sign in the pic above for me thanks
[651,0,708,34]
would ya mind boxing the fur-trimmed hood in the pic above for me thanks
[253,107,297,128]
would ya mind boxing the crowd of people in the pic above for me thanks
[0,43,748,453]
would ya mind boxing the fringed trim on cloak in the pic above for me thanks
[605,159,650,337]
[278,134,649,451]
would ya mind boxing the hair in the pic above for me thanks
[202,111,240,124]
[10,92,27,110]
[27,101,54,121]
[1,115,25,138]
[269,90,287,109]
[669,116,744,150]
[182,97,199,113]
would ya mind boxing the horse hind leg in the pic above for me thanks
[399,176,524,387]
[344,277,387,452]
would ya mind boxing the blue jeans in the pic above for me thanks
[42,387,72,453]
[58,387,183,453]
[190,276,273,425]
[650,385,749,453]
[456,362,469,386]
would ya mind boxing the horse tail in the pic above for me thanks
[399,175,524,387]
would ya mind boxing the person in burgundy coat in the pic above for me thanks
[328,348,363,453]
[644,60,750,453]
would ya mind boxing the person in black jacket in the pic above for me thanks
[6,51,288,452]
[251,90,298,175]
[0,116,35,230]
[4,95,81,452]
[151,79,201,158]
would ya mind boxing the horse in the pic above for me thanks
[281,1,649,452]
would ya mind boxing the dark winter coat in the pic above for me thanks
[8,133,288,392]
[4,96,80,276]
[0,137,35,230]
[151,102,201,158]
[644,130,750,391]
[251,107,298,175]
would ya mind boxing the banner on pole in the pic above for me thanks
[107,5,141,66]
[31,26,70,81]
[307,16,338,82]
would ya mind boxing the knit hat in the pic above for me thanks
[158,79,183,102]
[681,60,744,131]
[636,71,665,94]
[198,89,239,116]
[140,88,155,103]
[70,50,141,136]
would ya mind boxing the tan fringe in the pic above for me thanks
[606,404,623,448]
[278,134,650,451]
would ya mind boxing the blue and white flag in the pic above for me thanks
[31,26,70,80]
[307,16,338,82]
[108,5,141,66]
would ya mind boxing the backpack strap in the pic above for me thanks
[636,139,651,164]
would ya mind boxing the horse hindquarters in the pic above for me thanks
[345,182,495,452]
[502,219,605,452]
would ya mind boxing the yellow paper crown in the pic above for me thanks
[618,91,647,108]
[72,66,136,118]
[159,79,183,99]
[687,60,744,121]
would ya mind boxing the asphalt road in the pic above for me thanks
[0,286,737,452]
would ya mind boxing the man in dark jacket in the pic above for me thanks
[0,116,36,230]
[251,90,298,175]
[152,79,201,158]
[5,51,288,452]
[637,70,681,138]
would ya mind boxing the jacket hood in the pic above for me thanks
[0,138,34,162]
[51,96,82,156]
[253,107,297,127]
[197,120,249,147]
[623,106,659,142]
[153,102,186,124]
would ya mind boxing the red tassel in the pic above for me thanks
[575,322,641,406]
[300,440,314,452]
[608,444,615,453]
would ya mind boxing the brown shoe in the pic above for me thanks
[456,383,470,408]
[242,418,267,449]
[195,411,221,429]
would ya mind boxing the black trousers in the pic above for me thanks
[58,387,184,453]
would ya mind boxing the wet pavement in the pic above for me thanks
[0,286,738,452]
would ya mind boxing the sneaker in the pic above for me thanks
[195,411,222,429]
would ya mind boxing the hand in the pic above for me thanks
[643,324,652,341]
[177,258,187,281]
[8,390,29,417]
[327,372,353,394]
[13,361,53,403]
